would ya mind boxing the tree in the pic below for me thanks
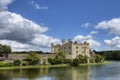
[54,51,66,64]
[77,55,88,63]
[0,44,11,58]
[94,54,104,63]
[70,59,79,66]
[13,60,21,66]
[24,52,40,65]
[48,51,66,64]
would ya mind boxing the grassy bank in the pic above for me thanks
[0,62,111,70]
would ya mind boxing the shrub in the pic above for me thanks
[90,58,95,63]
[22,61,28,66]
[6,62,13,67]
[13,60,21,66]
[65,59,72,64]
[25,52,40,65]
[0,61,6,67]
[70,59,79,66]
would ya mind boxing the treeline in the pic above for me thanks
[96,50,120,60]
[12,51,52,54]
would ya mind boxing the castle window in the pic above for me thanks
[76,51,78,53]
[69,47,71,49]
[64,47,66,49]
[76,47,78,49]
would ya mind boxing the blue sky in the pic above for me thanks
[0,0,120,51]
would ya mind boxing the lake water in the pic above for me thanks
[0,61,120,80]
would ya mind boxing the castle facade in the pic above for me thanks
[51,39,90,59]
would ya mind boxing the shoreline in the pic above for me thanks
[0,62,111,70]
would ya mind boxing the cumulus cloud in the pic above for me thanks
[29,0,48,10]
[31,34,61,48]
[0,0,14,11]
[96,18,120,35]
[0,11,48,42]
[73,35,100,49]
[0,39,30,51]
[0,11,60,52]
[104,36,120,50]
[81,22,90,28]
[90,31,98,34]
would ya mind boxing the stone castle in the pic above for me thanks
[1,39,90,64]
[51,39,90,59]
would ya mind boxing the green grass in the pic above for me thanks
[0,62,111,70]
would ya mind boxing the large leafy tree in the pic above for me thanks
[0,44,11,58]
[54,51,66,64]
[25,52,40,65]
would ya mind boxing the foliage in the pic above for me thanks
[0,44,12,58]
[0,61,6,67]
[24,52,40,65]
[0,62,13,67]
[70,59,79,66]
[5,62,13,67]
[13,60,21,66]
[97,50,120,60]
[65,59,72,64]
[48,51,66,64]
[94,54,104,63]
[77,55,88,63]
[54,51,66,64]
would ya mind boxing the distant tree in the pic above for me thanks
[0,44,11,58]
[24,52,40,65]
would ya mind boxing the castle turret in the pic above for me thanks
[62,39,66,45]
[51,43,54,53]
[68,39,72,43]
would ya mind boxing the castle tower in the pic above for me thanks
[62,39,66,45]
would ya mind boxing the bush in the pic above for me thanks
[22,61,28,66]
[5,62,13,67]
[0,61,6,67]
[77,55,88,64]
[90,58,95,63]
[70,59,79,66]
[94,54,104,63]
[65,59,72,64]
[13,60,21,66]
[25,52,40,65]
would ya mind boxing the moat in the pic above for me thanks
[0,61,120,80]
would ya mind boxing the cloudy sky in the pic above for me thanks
[0,0,120,52]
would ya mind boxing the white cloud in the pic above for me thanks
[73,35,100,49]
[0,0,14,11]
[30,0,48,10]
[0,11,48,42]
[96,18,120,35]
[104,36,120,50]
[90,31,98,34]
[0,11,60,52]
[0,39,30,52]
[31,34,61,48]
[81,22,90,28]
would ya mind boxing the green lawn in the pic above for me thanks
[0,62,111,70]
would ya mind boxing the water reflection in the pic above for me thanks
[0,62,120,80]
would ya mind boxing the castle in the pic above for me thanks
[0,39,90,64]
[51,39,90,59]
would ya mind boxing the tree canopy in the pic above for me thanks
[0,44,11,58]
